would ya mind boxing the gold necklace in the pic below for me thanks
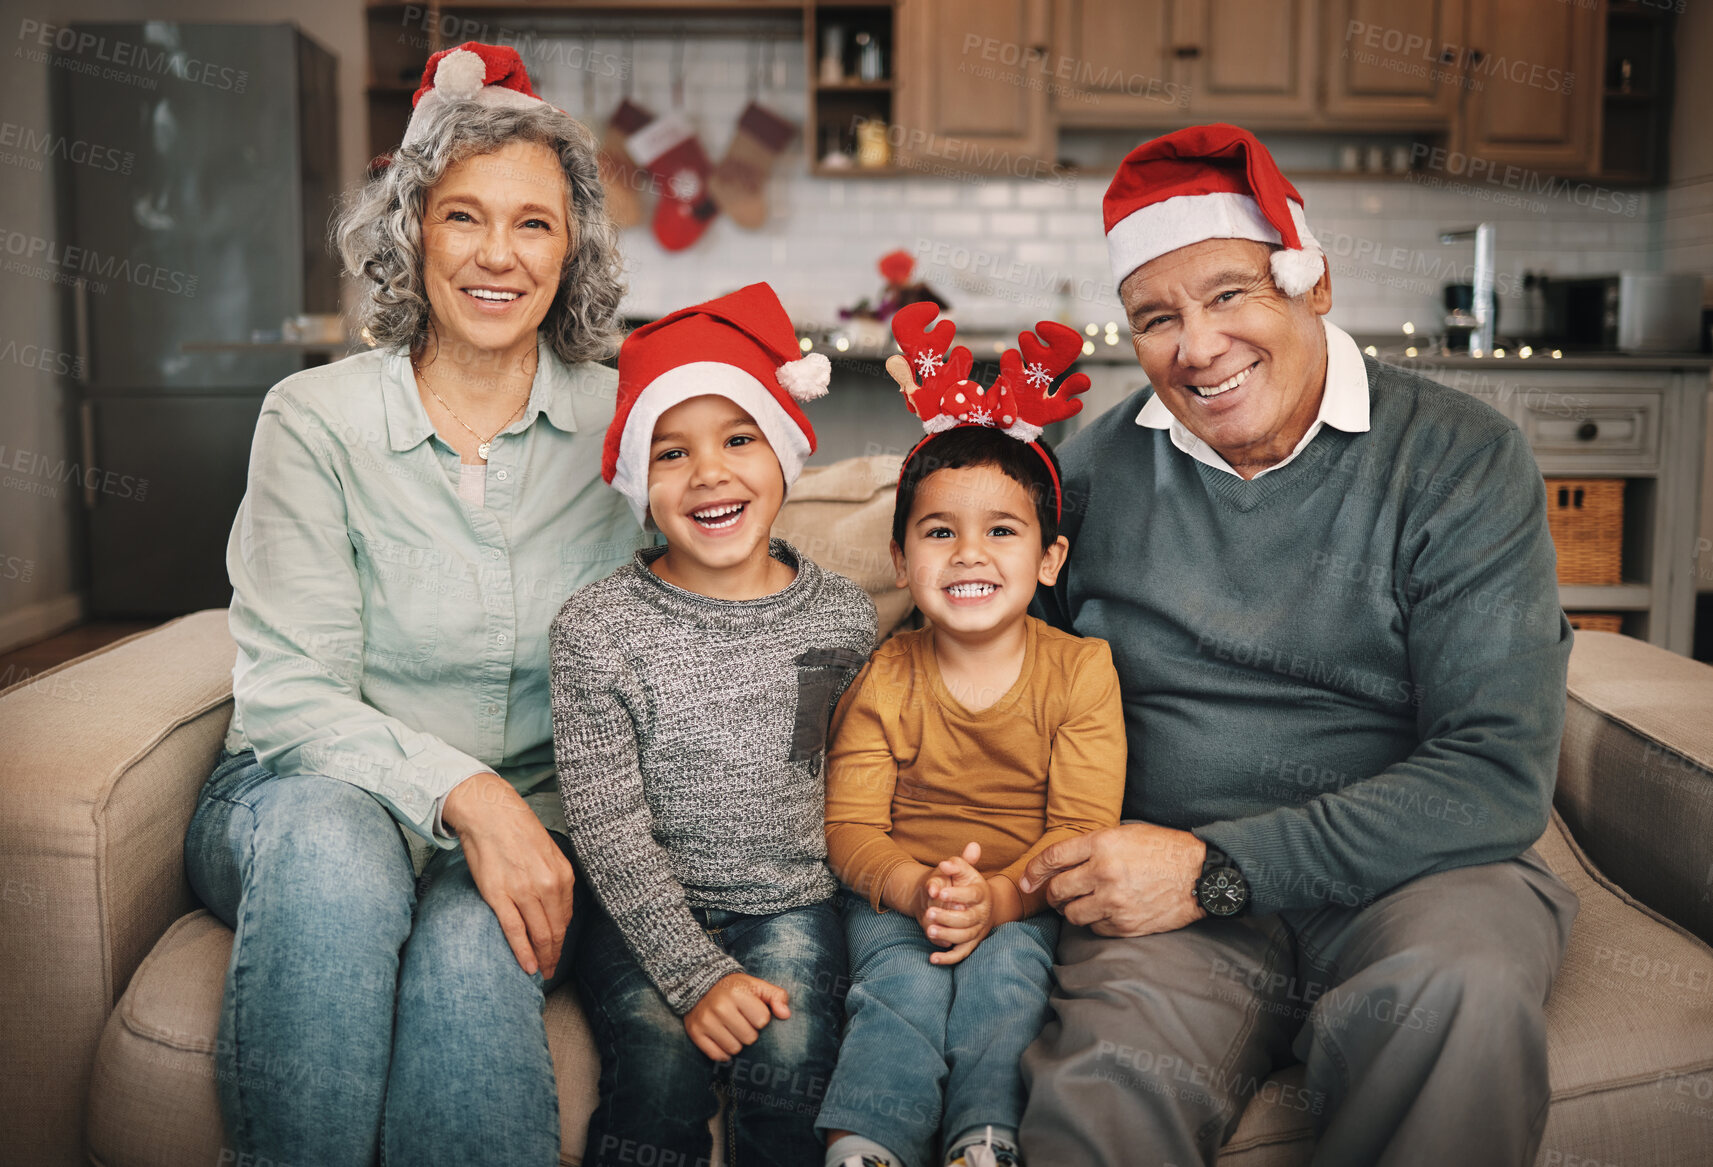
[413,358,532,462]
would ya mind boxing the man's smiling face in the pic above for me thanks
[1121,238,1333,479]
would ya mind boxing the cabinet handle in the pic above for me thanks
[1439,48,1457,64]
[1171,45,1203,59]
[1576,421,1599,441]
[1470,48,1485,64]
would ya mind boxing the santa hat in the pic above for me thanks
[604,283,831,527]
[1103,124,1325,297]
[401,43,550,149]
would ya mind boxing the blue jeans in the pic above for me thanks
[815,893,1060,1167]
[575,896,847,1167]
[184,748,579,1167]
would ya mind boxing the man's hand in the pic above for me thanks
[443,771,576,978]
[684,973,792,1061]
[919,842,993,965]
[1020,823,1208,937]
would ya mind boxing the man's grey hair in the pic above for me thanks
[333,100,625,366]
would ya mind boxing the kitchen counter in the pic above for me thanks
[812,330,1713,371]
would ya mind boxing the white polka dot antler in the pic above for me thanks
[886,302,1090,443]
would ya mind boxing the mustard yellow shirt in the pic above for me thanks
[824,616,1127,918]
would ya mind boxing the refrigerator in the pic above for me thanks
[51,23,338,616]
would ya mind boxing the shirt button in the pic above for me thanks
[497,633,508,643]
[489,549,501,560]
[487,703,500,715]
[496,469,508,481]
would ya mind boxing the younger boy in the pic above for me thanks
[817,310,1127,1167]
[551,283,877,1167]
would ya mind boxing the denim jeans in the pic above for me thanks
[575,896,847,1167]
[815,893,1060,1167]
[184,748,579,1167]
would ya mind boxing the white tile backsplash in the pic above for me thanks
[532,33,1703,334]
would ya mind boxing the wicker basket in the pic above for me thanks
[1565,612,1625,634]
[1545,478,1623,586]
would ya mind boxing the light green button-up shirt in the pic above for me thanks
[224,337,648,846]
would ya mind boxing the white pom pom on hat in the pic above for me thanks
[1103,123,1326,297]
[777,352,831,403]
[433,48,488,97]
[400,42,553,149]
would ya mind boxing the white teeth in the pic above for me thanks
[465,288,521,302]
[1192,363,1255,398]
[692,503,744,528]
[946,582,996,598]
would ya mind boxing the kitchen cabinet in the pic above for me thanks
[892,0,1054,175]
[1455,0,1603,176]
[1049,0,1184,127]
[1053,0,1317,128]
[1174,0,1320,124]
[1323,0,1465,127]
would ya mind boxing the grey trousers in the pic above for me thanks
[1019,849,1579,1167]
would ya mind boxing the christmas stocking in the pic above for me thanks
[708,102,799,230]
[598,98,653,231]
[625,111,718,251]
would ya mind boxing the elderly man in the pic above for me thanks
[1017,124,1579,1166]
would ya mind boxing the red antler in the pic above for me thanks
[888,301,975,429]
[998,320,1091,438]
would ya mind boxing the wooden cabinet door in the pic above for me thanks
[1323,0,1465,126]
[894,0,1055,175]
[1051,0,1188,127]
[1456,0,1602,175]
[1174,0,1320,124]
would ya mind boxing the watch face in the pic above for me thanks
[1199,868,1248,917]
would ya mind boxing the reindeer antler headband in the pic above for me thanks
[884,302,1091,520]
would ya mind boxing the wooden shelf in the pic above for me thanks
[1560,583,1652,611]
[816,80,892,91]
[809,164,903,178]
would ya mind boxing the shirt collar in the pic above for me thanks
[1135,318,1370,469]
[381,335,581,453]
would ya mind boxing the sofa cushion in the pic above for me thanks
[1210,810,1713,1165]
[774,454,912,638]
[87,911,616,1166]
[0,608,235,1166]
[1557,630,1713,944]
[1530,808,1713,1164]
[83,832,1713,1167]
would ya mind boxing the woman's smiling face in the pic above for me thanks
[420,139,571,362]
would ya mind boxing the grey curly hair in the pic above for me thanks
[333,99,625,365]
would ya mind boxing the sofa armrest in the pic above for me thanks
[0,609,236,1166]
[1556,630,1713,946]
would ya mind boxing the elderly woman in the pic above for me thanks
[183,46,642,1166]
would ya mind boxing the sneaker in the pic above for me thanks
[945,1130,1022,1167]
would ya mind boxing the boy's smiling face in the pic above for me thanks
[647,393,786,577]
[893,462,1068,638]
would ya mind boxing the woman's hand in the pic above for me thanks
[684,973,792,1061]
[443,771,576,977]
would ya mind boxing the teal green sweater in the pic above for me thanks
[1033,357,1572,916]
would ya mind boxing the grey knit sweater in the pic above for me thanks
[550,538,877,1014]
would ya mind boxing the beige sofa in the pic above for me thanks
[4,456,1713,1166]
